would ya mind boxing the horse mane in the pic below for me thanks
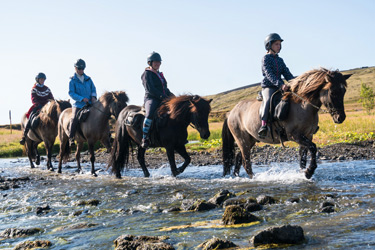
[99,91,129,106]
[286,68,347,103]
[158,95,211,121]
[39,99,71,127]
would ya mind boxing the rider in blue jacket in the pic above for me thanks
[259,33,294,138]
[141,52,174,148]
[68,59,97,146]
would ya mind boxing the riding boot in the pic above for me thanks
[19,121,31,145]
[141,118,153,149]
[258,125,268,139]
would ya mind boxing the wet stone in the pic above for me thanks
[76,199,100,206]
[208,190,236,206]
[244,202,263,212]
[0,228,42,238]
[198,237,238,250]
[13,240,52,250]
[256,195,277,205]
[114,235,175,250]
[222,205,260,225]
[320,206,335,213]
[252,224,305,247]
[36,204,51,215]
[287,197,300,203]
[321,201,335,208]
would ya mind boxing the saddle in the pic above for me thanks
[77,105,91,123]
[124,107,169,146]
[258,90,290,144]
[29,112,41,130]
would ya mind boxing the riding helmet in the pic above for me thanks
[74,59,86,69]
[147,52,162,65]
[264,33,284,50]
[35,72,46,82]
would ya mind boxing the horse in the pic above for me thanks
[108,95,212,178]
[57,91,129,176]
[21,100,72,170]
[222,68,351,179]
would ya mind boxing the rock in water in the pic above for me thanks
[252,224,305,247]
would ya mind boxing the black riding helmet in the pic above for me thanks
[35,72,46,82]
[147,52,162,66]
[264,33,284,51]
[74,59,86,70]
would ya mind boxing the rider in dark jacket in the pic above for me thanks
[258,33,294,138]
[20,73,54,145]
[141,52,174,148]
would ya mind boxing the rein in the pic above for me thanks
[289,91,329,114]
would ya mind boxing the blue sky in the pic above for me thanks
[0,0,374,125]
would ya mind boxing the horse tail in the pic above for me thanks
[108,120,130,178]
[222,118,235,176]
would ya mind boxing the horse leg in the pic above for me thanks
[35,143,40,166]
[175,145,191,174]
[88,143,97,177]
[137,146,150,177]
[76,142,83,174]
[299,145,308,170]
[58,136,68,174]
[26,141,35,169]
[45,142,54,171]
[166,147,179,177]
[296,135,317,179]
[234,152,242,176]
[232,131,256,178]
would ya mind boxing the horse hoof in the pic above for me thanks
[92,173,98,177]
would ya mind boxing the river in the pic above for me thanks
[0,158,375,249]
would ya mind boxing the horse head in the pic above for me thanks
[320,71,351,124]
[189,95,212,139]
[101,91,129,119]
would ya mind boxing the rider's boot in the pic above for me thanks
[258,125,268,139]
[141,118,153,149]
[19,123,31,145]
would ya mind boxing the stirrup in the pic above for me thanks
[19,137,26,145]
[69,138,76,147]
[258,126,268,138]
[141,138,150,149]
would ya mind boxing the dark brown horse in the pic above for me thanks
[58,91,129,176]
[222,68,351,179]
[21,100,71,170]
[108,95,212,178]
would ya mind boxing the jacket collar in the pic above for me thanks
[72,73,90,81]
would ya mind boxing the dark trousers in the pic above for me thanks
[23,107,40,137]
[69,107,80,139]
[144,97,161,119]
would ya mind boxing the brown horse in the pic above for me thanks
[21,100,72,170]
[222,68,351,179]
[108,95,212,178]
[58,91,129,176]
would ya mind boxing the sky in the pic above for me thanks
[0,0,374,125]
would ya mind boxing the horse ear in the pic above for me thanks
[208,99,213,104]
[343,74,352,80]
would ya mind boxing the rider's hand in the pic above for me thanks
[91,97,97,103]
[83,98,89,103]
[282,84,290,92]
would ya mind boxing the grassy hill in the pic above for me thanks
[206,66,375,120]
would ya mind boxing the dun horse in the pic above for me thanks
[21,100,71,170]
[222,68,351,179]
[58,91,129,176]
[108,95,212,178]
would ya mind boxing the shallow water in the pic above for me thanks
[0,158,375,249]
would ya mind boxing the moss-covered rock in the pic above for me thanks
[222,205,260,225]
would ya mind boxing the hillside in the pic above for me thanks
[206,66,375,119]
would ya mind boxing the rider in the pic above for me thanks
[258,33,294,138]
[20,73,54,145]
[68,58,97,146]
[141,51,174,148]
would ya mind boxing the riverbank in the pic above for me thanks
[79,140,375,169]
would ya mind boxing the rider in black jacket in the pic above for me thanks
[141,52,174,148]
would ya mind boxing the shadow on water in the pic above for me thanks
[0,158,374,249]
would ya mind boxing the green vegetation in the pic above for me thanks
[359,82,375,114]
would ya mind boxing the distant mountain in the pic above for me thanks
[206,66,375,115]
